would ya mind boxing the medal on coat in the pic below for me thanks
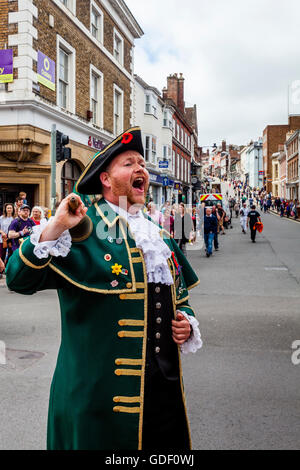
[171,252,182,275]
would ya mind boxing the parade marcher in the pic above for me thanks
[211,205,220,251]
[234,201,240,218]
[247,205,262,243]
[6,128,202,451]
[204,207,218,258]
[0,203,15,264]
[240,202,249,234]
[7,204,35,252]
[216,203,225,235]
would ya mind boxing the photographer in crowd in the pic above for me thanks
[8,204,35,252]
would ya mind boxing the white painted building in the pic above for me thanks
[133,75,174,207]
[246,139,263,189]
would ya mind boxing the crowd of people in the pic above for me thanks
[203,183,266,257]
[1,182,298,276]
[146,201,196,256]
[0,192,47,278]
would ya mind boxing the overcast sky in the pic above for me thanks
[126,0,300,148]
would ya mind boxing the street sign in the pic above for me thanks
[159,161,169,169]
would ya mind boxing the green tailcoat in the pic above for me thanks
[6,198,200,450]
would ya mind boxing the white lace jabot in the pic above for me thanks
[106,201,174,286]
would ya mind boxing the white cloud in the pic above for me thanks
[126,0,300,146]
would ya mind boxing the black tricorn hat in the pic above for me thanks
[75,127,144,195]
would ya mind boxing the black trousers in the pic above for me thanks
[250,224,257,241]
[142,284,190,450]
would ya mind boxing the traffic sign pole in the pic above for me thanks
[51,124,57,217]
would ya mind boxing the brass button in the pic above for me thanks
[156,333,161,340]
[155,347,160,354]
[155,287,161,294]
[156,317,162,324]
[156,302,161,309]
[126,282,132,289]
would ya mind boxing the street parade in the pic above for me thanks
[0,0,299,460]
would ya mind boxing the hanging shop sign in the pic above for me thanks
[37,51,56,91]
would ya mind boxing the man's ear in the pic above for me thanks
[100,172,111,190]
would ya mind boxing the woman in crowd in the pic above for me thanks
[162,207,174,238]
[0,203,15,266]
[147,202,163,226]
[174,202,193,255]
[30,206,44,225]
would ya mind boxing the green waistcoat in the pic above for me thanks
[6,198,200,450]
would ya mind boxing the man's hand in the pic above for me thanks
[40,194,87,242]
[172,312,191,345]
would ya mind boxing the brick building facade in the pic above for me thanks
[0,0,143,211]
[163,74,196,204]
[263,116,300,193]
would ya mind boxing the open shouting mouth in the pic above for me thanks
[132,176,146,194]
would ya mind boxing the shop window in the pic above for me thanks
[61,160,82,199]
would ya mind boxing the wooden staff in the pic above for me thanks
[68,196,93,242]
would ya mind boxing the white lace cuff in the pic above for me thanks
[177,310,203,354]
[30,220,72,259]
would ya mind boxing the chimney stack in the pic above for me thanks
[165,73,185,112]
[178,73,185,113]
[222,140,226,152]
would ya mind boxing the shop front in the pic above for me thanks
[148,172,174,207]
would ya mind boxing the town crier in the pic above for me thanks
[6,127,202,450]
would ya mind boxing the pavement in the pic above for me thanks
[0,211,300,450]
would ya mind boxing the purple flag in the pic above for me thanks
[0,49,13,83]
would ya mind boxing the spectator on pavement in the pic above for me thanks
[8,204,36,252]
[162,207,174,237]
[14,196,24,214]
[147,202,163,226]
[19,191,28,205]
[0,203,15,265]
[174,203,194,255]
[30,206,44,225]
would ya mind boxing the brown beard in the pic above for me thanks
[109,176,148,207]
